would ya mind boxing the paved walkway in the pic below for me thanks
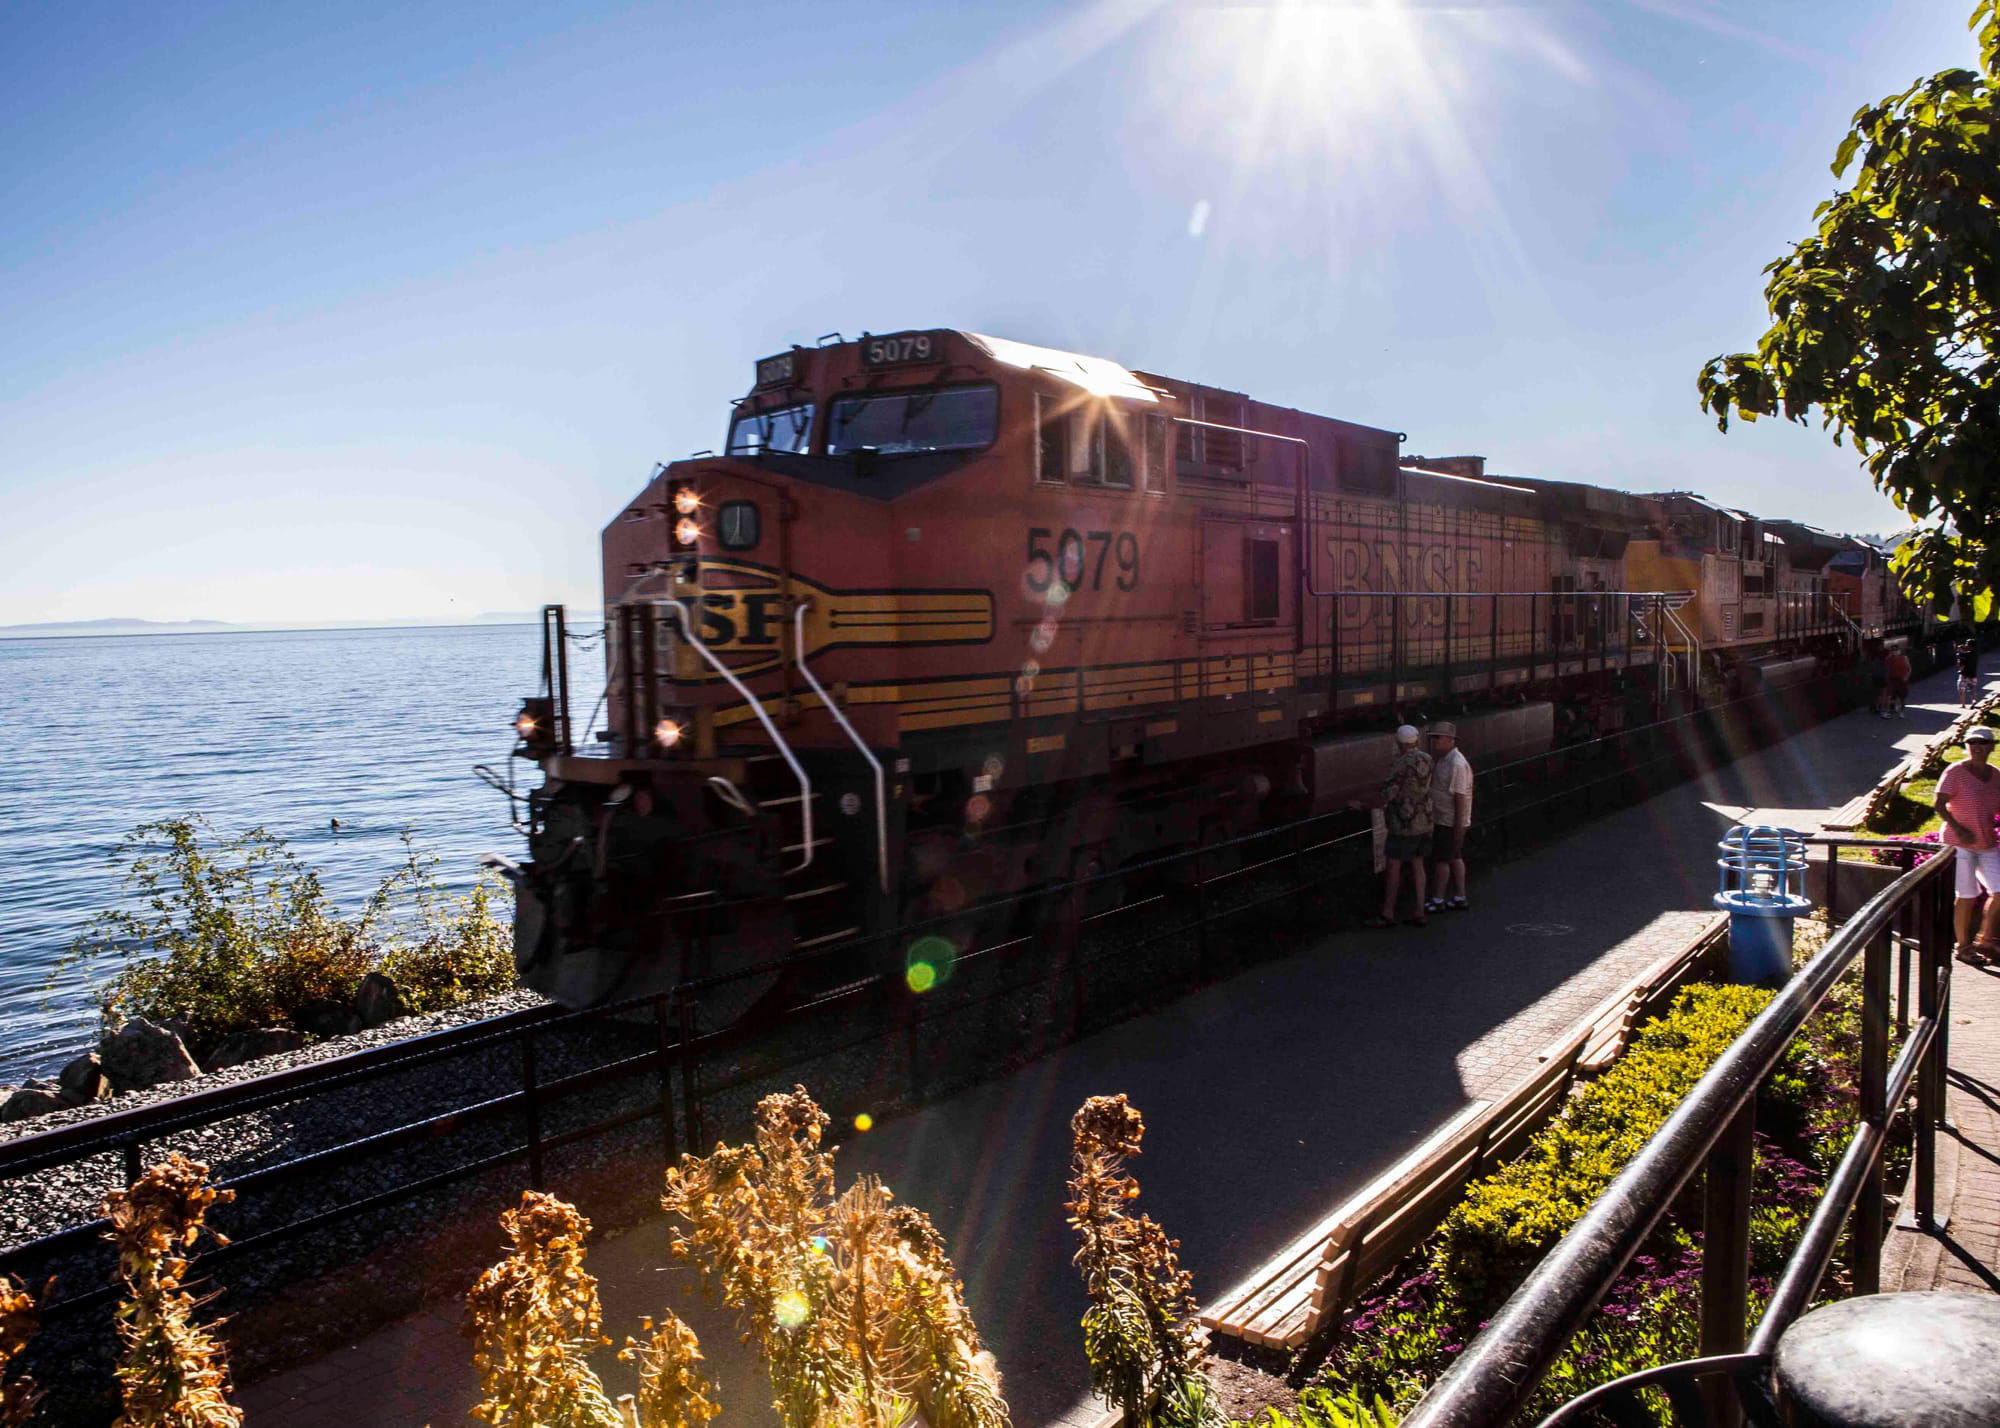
[1885,946,2000,1296]
[238,670,1979,1427]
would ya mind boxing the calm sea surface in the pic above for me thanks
[0,624,564,1082]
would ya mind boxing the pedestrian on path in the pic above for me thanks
[1958,639,1981,708]
[1364,725,1432,928]
[1934,724,2000,965]
[1426,721,1474,913]
[1885,647,1912,718]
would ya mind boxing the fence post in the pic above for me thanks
[522,1032,544,1192]
[1916,870,1942,1228]
[678,992,704,1155]
[1852,926,1891,1293]
[653,996,678,1166]
[1195,843,1215,982]
[1700,1100,1755,1427]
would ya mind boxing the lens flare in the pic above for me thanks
[654,718,684,749]
[853,1112,875,1132]
[673,487,701,515]
[905,933,957,994]
[774,1290,810,1329]
[674,517,702,546]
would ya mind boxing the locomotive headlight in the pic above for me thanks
[672,487,701,516]
[654,717,685,750]
[674,517,702,547]
[514,696,557,753]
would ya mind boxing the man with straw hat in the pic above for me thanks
[1363,725,1433,928]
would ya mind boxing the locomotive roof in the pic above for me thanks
[961,332,1159,404]
[1490,473,1655,524]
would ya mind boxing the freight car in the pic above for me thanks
[497,329,1906,1014]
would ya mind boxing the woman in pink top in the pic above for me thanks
[1934,725,2000,963]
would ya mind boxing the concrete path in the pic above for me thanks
[1885,942,2000,1296]
[237,669,1975,1428]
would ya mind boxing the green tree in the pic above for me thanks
[1697,1,2000,613]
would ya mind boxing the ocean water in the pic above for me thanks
[0,624,566,1083]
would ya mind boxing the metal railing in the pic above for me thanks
[0,663,1916,1407]
[1402,840,1956,1428]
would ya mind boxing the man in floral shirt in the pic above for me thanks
[1366,725,1434,928]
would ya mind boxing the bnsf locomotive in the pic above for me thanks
[500,329,1919,1014]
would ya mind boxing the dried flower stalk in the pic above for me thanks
[620,1312,721,1428]
[0,1275,42,1428]
[1067,1095,1217,1427]
[464,1191,622,1428]
[663,1086,1008,1428]
[101,1154,242,1428]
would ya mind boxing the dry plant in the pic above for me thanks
[101,1154,242,1428]
[464,1192,623,1428]
[662,1085,1007,1428]
[1067,1095,1220,1428]
[0,1275,42,1428]
[620,1313,721,1427]
[465,1193,723,1428]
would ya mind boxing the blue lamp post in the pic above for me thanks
[1714,826,1812,985]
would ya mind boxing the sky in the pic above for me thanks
[0,0,1982,626]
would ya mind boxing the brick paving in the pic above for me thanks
[236,671,1977,1427]
[1883,953,2000,1296]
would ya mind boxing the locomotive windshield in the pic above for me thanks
[827,384,997,457]
[726,401,814,456]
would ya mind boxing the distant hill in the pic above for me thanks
[0,614,605,639]
[0,618,234,638]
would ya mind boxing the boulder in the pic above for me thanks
[100,1017,202,1093]
[293,1000,363,1039]
[56,1053,110,1106]
[206,1028,307,1070]
[0,1087,68,1123]
[353,972,409,1030]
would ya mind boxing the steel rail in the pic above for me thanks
[1402,851,1947,1428]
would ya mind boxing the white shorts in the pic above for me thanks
[1955,846,2000,898]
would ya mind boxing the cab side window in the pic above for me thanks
[1036,393,1067,484]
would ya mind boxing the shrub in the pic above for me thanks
[1067,1095,1221,1428]
[1430,984,1773,1321]
[1236,1388,1399,1427]
[67,818,514,1058]
[1309,981,1851,1422]
[102,1154,241,1428]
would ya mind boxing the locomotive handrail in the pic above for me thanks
[652,596,815,874]
[791,598,889,893]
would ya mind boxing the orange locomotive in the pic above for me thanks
[502,329,1891,1013]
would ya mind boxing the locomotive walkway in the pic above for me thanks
[238,666,1998,1428]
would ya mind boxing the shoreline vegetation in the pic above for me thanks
[0,817,515,1125]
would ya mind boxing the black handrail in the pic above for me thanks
[1402,844,1954,1427]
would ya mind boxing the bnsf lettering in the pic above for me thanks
[679,592,789,648]
[1333,540,1486,628]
